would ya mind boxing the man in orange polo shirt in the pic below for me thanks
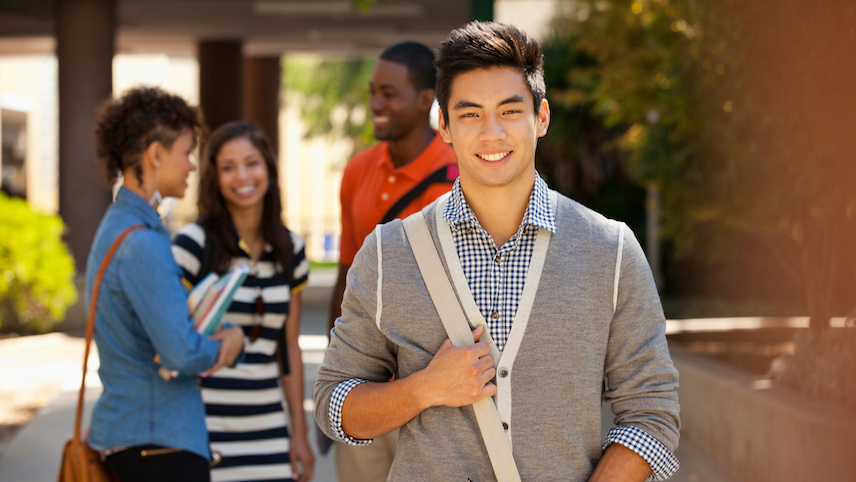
[326,41,457,482]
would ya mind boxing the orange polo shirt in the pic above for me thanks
[339,132,457,265]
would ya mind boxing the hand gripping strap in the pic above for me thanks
[401,213,522,482]
[74,225,144,443]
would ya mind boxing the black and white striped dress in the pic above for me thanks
[172,222,309,482]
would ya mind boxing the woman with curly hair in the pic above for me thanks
[86,87,245,482]
[172,121,315,482]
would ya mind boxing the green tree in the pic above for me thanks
[282,54,376,153]
[537,30,646,241]
[561,0,856,327]
[557,0,715,247]
[0,193,77,333]
[280,0,398,150]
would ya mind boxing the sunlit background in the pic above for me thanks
[1,1,854,480]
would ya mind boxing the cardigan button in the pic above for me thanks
[498,367,509,378]
[502,422,509,430]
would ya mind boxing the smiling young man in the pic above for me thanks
[315,22,680,481]
[326,41,457,482]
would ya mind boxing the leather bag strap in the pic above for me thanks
[73,225,144,442]
[401,213,522,482]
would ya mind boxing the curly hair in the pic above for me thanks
[93,87,204,186]
[198,121,294,281]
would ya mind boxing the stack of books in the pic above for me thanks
[157,263,250,380]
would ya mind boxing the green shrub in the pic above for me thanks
[0,192,77,333]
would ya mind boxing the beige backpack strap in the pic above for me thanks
[402,213,522,482]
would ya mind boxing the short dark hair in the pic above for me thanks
[379,41,437,92]
[435,21,545,124]
[93,87,203,186]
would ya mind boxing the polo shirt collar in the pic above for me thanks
[376,131,444,179]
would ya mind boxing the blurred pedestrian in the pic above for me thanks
[173,121,315,482]
[87,87,244,482]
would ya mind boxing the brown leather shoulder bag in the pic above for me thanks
[58,225,142,482]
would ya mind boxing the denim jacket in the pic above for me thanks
[85,187,221,459]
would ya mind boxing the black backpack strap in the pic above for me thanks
[380,164,458,224]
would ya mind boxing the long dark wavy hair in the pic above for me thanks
[197,121,294,283]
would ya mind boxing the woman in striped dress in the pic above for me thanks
[172,121,315,482]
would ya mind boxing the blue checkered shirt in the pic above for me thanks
[329,175,678,480]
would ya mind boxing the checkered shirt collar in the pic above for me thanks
[443,173,556,233]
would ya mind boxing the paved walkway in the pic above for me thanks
[0,272,734,481]
[0,333,337,482]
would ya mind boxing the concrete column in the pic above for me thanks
[198,40,243,132]
[243,56,282,154]
[56,0,115,271]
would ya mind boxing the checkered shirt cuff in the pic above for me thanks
[328,378,373,446]
[604,425,679,480]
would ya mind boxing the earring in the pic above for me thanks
[148,190,163,208]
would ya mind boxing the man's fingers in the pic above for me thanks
[467,340,492,359]
[481,381,497,398]
[478,366,497,385]
[471,324,485,341]
[439,325,487,353]
[437,337,454,353]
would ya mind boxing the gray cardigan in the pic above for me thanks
[315,191,680,481]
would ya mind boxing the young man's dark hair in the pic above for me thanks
[379,41,437,92]
[435,21,546,124]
